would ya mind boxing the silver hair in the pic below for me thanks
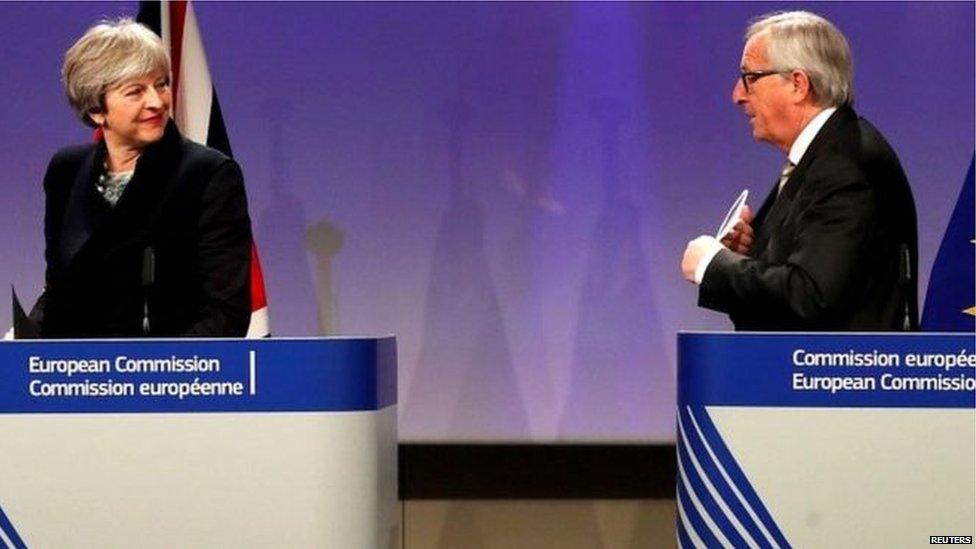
[62,18,171,127]
[747,11,854,107]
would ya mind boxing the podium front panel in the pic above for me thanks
[677,333,975,548]
[0,337,397,548]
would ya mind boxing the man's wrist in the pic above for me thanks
[694,238,724,284]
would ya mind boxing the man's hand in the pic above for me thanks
[720,204,754,254]
[682,235,719,282]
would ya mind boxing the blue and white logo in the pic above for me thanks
[0,503,27,549]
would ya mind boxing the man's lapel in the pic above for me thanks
[749,107,856,257]
[755,168,803,251]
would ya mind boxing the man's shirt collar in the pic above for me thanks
[788,106,837,165]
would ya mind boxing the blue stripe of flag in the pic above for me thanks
[922,156,975,331]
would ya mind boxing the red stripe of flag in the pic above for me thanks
[250,243,267,310]
[168,0,187,98]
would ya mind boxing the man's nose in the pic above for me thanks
[732,78,747,104]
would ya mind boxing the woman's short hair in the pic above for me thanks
[62,18,170,127]
[747,11,854,108]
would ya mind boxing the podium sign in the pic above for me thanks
[0,337,397,548]
[677,333,975,548]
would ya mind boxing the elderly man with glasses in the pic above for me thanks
[681,11,918,331]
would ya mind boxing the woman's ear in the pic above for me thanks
[88,109,105,127]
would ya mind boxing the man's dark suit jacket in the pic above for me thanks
[699,106,918,331]
[34,120,252,338]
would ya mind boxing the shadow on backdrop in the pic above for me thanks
[255,99,321,335]
[558,4,673,439]
[477,3,570,436]
[403,15,530,439]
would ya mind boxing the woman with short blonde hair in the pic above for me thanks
[32,18,253,338]
[62,18,171,127]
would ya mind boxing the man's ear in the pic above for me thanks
[790,69,813,103]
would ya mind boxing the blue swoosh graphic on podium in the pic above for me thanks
[0,503,27,549]
[676,406,791,549]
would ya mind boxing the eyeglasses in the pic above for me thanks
[739,69,790,93]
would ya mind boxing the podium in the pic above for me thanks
[0,337,397,548]
[676,333,976,548]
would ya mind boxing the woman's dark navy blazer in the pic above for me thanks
[35,120,252,338]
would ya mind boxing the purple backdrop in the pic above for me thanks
[1,2,972,442]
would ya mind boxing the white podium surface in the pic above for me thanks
[0,338,398,548]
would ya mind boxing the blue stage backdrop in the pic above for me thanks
[0,2,972,442]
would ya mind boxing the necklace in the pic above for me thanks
[96,166,134,207]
